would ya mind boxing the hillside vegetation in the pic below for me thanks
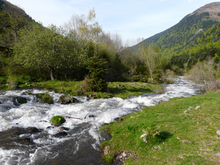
[132,2,220,59]
[0,0,33,48]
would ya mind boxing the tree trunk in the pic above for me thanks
[50,69,54,80]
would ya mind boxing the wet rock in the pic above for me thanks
[99,129,112,141]
[54,132,68,138]
[153,89,164,94]
[59,96,80,104]
[158,100,163,104]
[14,137,34,145]
[26,127,40,134]
[37,93,54,104]
[88,115,95,118]
[114,117,122,122]
[13,96,27,105]
[46,126,54,129]
[60,127,70,131]
[87,94,97,99]
[0,127,40,147]
[13,127,41,135]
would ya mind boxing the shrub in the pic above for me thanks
[131,74,148,82]
[50,116,66,126]
[83,56,108,92]
[82,75,107,92]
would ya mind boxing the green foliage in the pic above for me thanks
[83,56,108,92]
[0,0,33,47]
[131,74,148,82]
[102,153,115,164]
[101,141,111,148]
[7,75,17,89]
[37,92,54,104]
[132,11,218,58]
[50,116,66,126]
[214,53,220,64]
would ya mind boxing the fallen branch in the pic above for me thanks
[65,116,82,120]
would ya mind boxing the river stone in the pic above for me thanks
[153,89,164,94]
[60,127,70,131]
[114,117,122,122]
[158,100,163,104]
[54,132,68,138]
[59,96,80,104]
[14,137,34,145]
[16,97,27,104]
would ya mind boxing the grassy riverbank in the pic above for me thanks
[101,91,220,164]
[29,80,164,99]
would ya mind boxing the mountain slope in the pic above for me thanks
[0,0,34,48]
[132,2,220,57]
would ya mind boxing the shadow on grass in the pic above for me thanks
[147,131,173,145]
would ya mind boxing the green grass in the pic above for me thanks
[31,80,163,99]
[101,92,220,164]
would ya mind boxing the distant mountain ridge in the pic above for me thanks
[0,0,34,48]
[131,2,220,57]
[0,0,33,21]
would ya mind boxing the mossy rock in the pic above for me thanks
[50,116,66,126]
[37,92,53,104]
[16,97,27,104]
[59,95,80,104]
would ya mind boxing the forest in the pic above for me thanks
[0,1,220,94]
[0,8,166,94]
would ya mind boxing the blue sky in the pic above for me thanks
[7,0,218,44]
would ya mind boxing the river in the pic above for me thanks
[0,77,204,165]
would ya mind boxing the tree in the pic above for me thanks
[13,24,66,80]
[142,45,161,79]
[64,8,102,43]
[83,55,108,92]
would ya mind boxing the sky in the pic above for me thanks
[7,0,219,44]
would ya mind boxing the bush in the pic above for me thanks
[50,116,66,126]
[37,92,54,104]
[82,75,107,92]
[131,74,148,82]
[83,56,108,92]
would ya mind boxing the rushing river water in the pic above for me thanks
[0,77,204,165]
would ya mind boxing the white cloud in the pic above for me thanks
[188,0,193,3]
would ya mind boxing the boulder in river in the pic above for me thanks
[54,132,68,138]
[37,92,54,104]
[16,97,27,104]
[59,95,80,104]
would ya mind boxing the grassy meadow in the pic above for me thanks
[101,91,220,164]
[30,80,164,99]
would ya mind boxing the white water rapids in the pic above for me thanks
[0,77,203,165]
